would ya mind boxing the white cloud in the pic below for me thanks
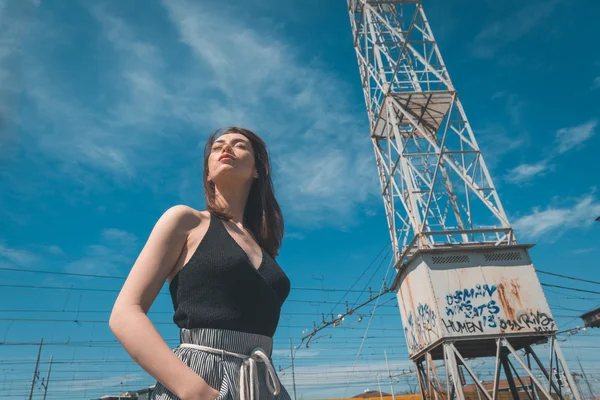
[102,228,139,249]
[504,160,551,184]
[476,125,526,169]
[504,120,596,185]
[161,0,379,225]
[277,358,415,398]
[592,76,600,90]
[0,0,37,154]
[285,232,306,240]
[4,4,179,194]
[6,0,378,226]
[555,120,597,154]
[65,228,138,276]
[491,91,525,126]
[276,147,378,224]
[91,5,173,129]
[0,242,40,266]
[471,0,559,59]
[43,245,64,255]
[512,194,600,239]
[572,248,597,254]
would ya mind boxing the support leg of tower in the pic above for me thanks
[553,339,583,400]
[500,354,521,400]
[443,343,465,400]
[525,345,562,397]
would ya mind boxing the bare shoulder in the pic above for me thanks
[157,205,208,233]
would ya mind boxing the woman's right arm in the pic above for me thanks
[108,205,217,400]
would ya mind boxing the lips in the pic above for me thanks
[219,154,235,162]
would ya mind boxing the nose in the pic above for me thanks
[221,142,232,152]
[220,143,235,157]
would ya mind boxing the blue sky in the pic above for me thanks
[1,0,600,398]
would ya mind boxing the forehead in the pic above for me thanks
[213,132,249,144]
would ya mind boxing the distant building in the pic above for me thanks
[322,392,420,400]
[352,390,392,398]
[463,379,564,400]
[94,385,154,400]
[580,306,600,328]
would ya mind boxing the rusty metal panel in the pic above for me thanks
[397,245,556,359]
[397,258,443,355]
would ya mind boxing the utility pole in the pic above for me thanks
[289,337,297,400]
[377,374,384,400]
[28,338,43,400]
[385,350,396,400]
[42,355,53,400]
[578,357,594,399]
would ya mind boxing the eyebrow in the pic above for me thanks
[213,137,249,145]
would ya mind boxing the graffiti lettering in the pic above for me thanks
[408,284,555,343]
[499,311,555,333]
[445,299,500,319]
[444,284,499,331]
[445,284,497,306]
[405,303,438,353]
[442,319,484,334]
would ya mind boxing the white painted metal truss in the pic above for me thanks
[412,337,582,400]
[347,0,514,266]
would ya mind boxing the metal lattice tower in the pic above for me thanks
[347,1,583,400]
[348,0,513,264]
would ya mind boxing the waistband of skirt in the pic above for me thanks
[179,328,274,356]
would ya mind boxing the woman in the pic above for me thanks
[109,127,292,400]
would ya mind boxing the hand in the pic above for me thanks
[180,377,220,400]
[196,383,220,400]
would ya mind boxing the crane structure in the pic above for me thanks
[347,1,583,399]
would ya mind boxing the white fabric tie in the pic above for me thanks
[180,343,280,400]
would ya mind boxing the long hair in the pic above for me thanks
[203,127,284,258]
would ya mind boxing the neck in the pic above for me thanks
[213,181,252,225]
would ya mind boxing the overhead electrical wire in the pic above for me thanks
[541,283,600,295]
[2,246,599,398]
[325,241,391,317]
[537,269,600,285]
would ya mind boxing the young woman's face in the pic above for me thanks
[207,133,258,185]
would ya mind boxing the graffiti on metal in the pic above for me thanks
[444,284,500,329]
[398,248,557,357]
[498,311,555,333]
[441,283,555,335]
[405,303,438,353]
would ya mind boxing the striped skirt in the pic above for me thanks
[150,328,292,400]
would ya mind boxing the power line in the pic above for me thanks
[0,308,403,317]
[0,266,124,280]
[326,241,390,317]
[351,246,392,309]
[0,317,412,330]
[0,282,378,294]
[538,269,600,285]
[541,283,600,295]
[549,303,591,313]
[345,256,395,398]
[0,249,122,262]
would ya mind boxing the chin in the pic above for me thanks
[211,171,252,185]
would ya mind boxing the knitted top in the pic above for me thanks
[168,212,291,337]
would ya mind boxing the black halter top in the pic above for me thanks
[168,212,291,337]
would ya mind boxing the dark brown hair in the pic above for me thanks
[203,126,284,258]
